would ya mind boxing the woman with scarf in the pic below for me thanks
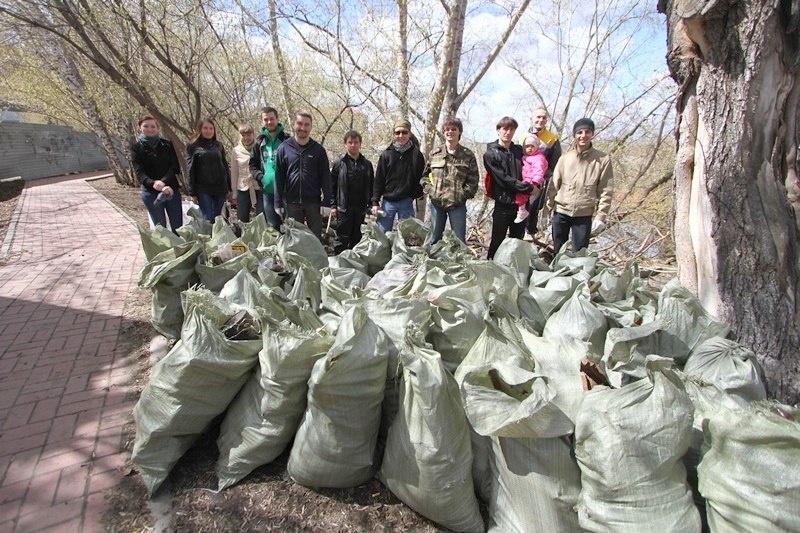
[230,123,262,223]
[130,116,183,231]
[371,119,425,233]
[187,117,231,222]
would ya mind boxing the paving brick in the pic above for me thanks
[15,386,61,407]
[55,397,104,418]
[75,408,103,436]
[0,387,20,411]
[82,491,108,533]
[0,499,22,529]
[87,469,119,496]
[0,478,28,505]
[0,431,47,461]
[46,414,78,445]
[2,402,34,430]
[54,463,89,504]
[22,469,58,512]
[2,448,41,485]
[20,378,67,396]
[30,397,60,424]
[0,420,50,453]
[15,497,83,532]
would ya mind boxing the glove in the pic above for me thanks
[591,219,607,236]
[276,206,285,219]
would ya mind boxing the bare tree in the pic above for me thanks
[660,0,800,404]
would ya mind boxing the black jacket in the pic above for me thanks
[130,138,181,193]
[331,153,374,213]
[186,138,231,196]
[248,127,290,186]
[372,144,425,205]
[274,137,332,207]
[483,141,532,206]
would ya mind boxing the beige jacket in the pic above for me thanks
[231,144,261,193]
[546,145,613,221]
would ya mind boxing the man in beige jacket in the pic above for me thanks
[546,118,613,254]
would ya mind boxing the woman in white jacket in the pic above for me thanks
[230,123,263,223]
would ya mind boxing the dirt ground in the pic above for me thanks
[86,178,447,532]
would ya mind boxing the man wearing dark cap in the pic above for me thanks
[371,119,425,232]
[546,117,613,254]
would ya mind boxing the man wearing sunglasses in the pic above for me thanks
[371,119,425,232]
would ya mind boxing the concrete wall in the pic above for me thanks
[0,122,108,180]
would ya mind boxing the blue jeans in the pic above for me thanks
[428,202,467,244]
[141,190,183,231]
[377,197,414,233]
[261,192,282,230]
[197,193,226,222]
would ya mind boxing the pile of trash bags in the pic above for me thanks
[133,210,799,532]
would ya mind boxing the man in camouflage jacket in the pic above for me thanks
[422,117,480,244]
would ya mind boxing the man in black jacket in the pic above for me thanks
[274,111,334,239]
[484,116,534,259]
[331,130,374,253]
[371,119,425,233]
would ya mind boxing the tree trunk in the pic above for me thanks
[269,0,293,121]
[660,0,800,404]
[51,42,135,186]
[397,0,410,118]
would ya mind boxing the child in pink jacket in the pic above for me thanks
[515,135,548,223]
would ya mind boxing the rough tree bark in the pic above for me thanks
[659,0,800,404]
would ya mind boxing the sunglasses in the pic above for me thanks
[394,129,409,135]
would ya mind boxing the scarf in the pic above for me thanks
[137,133,160,148]
[240,140,254,151]
[392,139,413,153]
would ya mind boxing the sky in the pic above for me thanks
[222,0,673,144]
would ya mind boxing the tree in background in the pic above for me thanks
[660,0,800,404]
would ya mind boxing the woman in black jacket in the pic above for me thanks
[130,116,183,231]
[187,117,231,222]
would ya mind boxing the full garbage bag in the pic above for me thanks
[131,289,262,494]
[698,402,800,533]
[351,221,391,275]
[216,317,334,490]
[455,316,581,532]
[543,282,608,357]
[287,307,389,488]
[138,241,201,339]
[682,336,766,402]
[379,326,485,533]
[278,218,328,271]
[574,355,700,532]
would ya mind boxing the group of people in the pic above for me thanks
[130,106,613,259]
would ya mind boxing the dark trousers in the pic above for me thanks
[236,189,263,223]
[286,203,323,239]
[141,190,183,232]
[526,179,548,234]
[488,202,526,259]
[552,212,592,254]
[334,209,366,254]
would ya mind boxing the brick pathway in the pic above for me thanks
[0,174,144,532]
